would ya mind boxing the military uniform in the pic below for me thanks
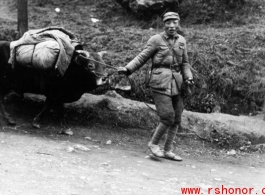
[125,31,193,125]
[120,12,193,161]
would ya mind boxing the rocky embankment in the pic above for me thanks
[25,91,265,151]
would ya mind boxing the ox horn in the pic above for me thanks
[75,50,91,66]
[98,51,107,58]
[76,50,90,58]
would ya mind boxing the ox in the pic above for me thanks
[0,40,108,135]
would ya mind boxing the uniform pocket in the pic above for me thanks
[173,45,184,63]
[152,69,163,75]
[157,46,169,57]
[173,72,183,90]
[159,46,169,50]
[149,69,172,90]
[173,46,183,56]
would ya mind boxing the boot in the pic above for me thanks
[148,122,169,157]
[163,151,182,161]
[164,124,182,161]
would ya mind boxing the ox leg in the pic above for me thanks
[0,97,16,125]
[32,99,53,128]
[57,103,68,128]
[57,103,73,136]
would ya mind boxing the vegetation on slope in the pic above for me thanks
[0,0,265,116]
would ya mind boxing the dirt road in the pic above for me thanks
[1,127,265,195]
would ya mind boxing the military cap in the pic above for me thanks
[163,12,180,22]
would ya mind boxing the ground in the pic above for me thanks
[1,124,265,195]
[0,0,265,194]
[0,98,265,195]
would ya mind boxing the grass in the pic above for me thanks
[1,0,265,116]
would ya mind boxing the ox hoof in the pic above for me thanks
[8,119,16,126]
[60,129,73,136]
[32,123,41,129]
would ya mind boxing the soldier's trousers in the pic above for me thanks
[152,92,184,126]
[151,92,184,151]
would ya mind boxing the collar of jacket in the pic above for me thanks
[161,31,179,40]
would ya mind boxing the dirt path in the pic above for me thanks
[0,128,265,195]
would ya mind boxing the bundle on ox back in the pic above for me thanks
[0,27,109,135]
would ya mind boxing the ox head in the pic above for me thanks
[74,50,108,86]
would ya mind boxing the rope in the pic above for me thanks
[87,58,118,70]
[83,57,119,77]
[143,101,157,113]
[88,58,156,113]
[127,77,157,113]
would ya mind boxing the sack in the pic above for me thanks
[16,40,60,70]
[15,44,35,67]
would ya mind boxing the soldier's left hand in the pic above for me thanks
[185,78,194,85]
[182,78,194,97]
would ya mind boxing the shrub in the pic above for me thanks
[0,29,19,41]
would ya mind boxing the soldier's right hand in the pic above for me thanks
[117,67,129,76]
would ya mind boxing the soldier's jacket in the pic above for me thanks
[125,31,193,96]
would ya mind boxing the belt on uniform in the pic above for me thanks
[156,64,181,72]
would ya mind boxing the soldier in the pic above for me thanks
[118,12,193,161]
